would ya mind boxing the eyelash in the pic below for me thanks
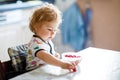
[48,29,57,32]
[48,29,52,31]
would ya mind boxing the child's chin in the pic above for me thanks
[48,37,53,40]
[47,38,52,41]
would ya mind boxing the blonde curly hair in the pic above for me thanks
[29,3,62,33]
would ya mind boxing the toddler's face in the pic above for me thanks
[35,21,59,41]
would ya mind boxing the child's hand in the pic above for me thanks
[71,60,80,66]
[69,60,80,72]
[69,67,77,72]
[61,61,79,72]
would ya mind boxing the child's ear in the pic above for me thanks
[34,24,39,32]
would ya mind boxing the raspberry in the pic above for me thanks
[73,68,76,72]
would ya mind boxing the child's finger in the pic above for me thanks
[71,60,79,66]
[75,60,80,65]
[71,62,76,66]
[69,67,77,72]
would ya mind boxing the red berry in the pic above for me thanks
[73,68,76,72]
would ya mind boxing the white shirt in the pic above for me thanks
[28,35,56,64]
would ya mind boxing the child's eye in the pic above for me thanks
[48,28,59,32]
[48,29,52,31]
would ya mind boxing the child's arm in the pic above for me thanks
[36,50,76,70]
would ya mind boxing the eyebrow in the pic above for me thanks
[47,25,58,29]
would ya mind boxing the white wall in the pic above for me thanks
[0,9,34,62]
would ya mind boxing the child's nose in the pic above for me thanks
[51,30,56,35]
[50,31,56,38]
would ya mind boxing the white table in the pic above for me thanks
[9,64,79,80]
[10,47,120,80]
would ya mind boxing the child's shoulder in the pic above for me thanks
[31,36,43,44]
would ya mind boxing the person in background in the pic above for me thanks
[61,0,92,51]
[28,3,79,72]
